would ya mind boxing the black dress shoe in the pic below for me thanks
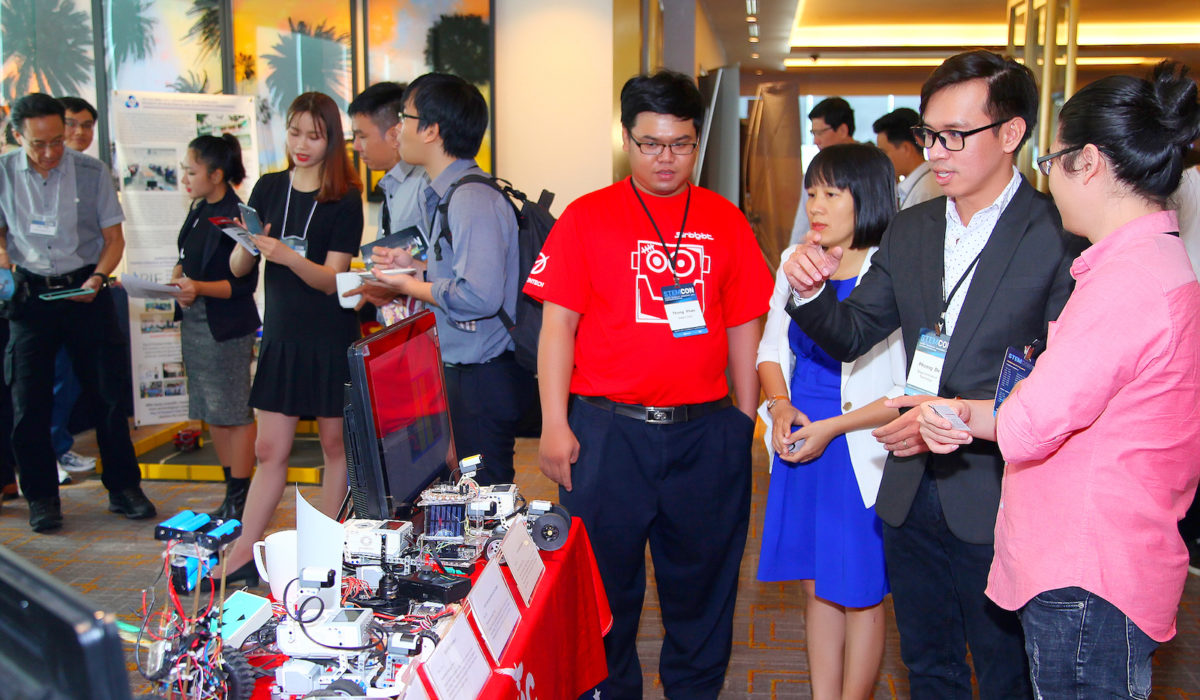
[197,560,260,593]
[29,496,64,533]
[108,487,158,520]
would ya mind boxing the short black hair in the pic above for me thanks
[403,73,488,160]
[58,96,97,120]
[803,143,897,249]
[619,70,704,133]
[920,50,1039,150]
[348,81,408,133]
[809,97,855,136]
[187,133,246,186]
[873,107,922,150]
[11,93,65,133]
[1058,60,1200,204]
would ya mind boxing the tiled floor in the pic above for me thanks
[2,430,1198,698]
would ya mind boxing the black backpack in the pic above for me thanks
[438,174,555,374]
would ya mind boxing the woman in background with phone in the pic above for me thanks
[220,92,363,584]
[170,134,260,522]
[756,144,906,699]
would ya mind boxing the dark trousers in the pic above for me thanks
[882,471,1030,699]
[5,288,141,501]
[561,397,755,700]
[443,351,535,486]
[0,320,14,486]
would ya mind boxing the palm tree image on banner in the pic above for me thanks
[365,0,493,172]
[106,0,222,96]
[0,0,96,103]
[232,0,352,173]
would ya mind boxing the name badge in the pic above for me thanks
[661,283,707,338]
[905,327,949,396]
[994,346,1035,414]
[30,216,57,237]
[281,236,307,257]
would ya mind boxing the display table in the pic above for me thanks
[252,518,611,699]
[416,517,611,699]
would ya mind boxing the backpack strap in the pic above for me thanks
[436,173,504,251]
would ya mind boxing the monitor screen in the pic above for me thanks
[345,309,455,519]
[0,544,132,699]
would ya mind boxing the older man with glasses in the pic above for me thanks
[782,50,1083,698]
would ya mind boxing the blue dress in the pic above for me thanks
[757,277,889,607]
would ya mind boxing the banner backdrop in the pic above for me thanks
[111,91,259,426]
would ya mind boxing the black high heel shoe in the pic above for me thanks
[196,560,260,593]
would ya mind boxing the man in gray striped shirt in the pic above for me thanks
[0,93,156,533]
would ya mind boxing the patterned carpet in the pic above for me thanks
[1,430,1197,698]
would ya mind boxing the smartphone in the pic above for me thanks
[38,287,97,301]
[237,203,264,235]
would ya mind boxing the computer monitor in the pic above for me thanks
[345,309,456,519]
[0,543,133,699]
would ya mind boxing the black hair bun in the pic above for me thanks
[1151,61,1200,149]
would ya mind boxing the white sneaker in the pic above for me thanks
[57,465,72,485]
[59,450,97,474]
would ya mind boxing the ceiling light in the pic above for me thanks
[790,22,1200,49]
[746,15,757,23]
[750,52,760,59]
[749,36,760,43]
[748,23,759,37]
[746,0,757,15]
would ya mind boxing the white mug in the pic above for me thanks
[335,271,362,309]
[252,529,298,604]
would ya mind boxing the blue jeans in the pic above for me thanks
[50,348,80,458]
[1020,587,1158,699]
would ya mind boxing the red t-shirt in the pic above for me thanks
[524,178,771,405]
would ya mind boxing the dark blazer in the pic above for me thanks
[787,177,1082,544]
[174,188,261,341]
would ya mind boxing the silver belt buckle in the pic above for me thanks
[645,406,675,424]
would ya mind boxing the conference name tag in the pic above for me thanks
[661,283,708,338]
[994,346,1035,415]
[29,216,57,237]
[281,236,307,257]
[905,328,949,396]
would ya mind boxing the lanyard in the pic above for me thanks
[938,248,984,335]
[631,180,691,285]
[282,172,317,241]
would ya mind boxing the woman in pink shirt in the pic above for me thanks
[900,61,1200,697]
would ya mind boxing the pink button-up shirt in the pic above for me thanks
[990,210,1200,642]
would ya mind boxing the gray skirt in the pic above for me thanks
[180,298,255,426]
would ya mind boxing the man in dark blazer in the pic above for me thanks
[783,50,1081,698]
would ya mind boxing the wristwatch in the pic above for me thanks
[89,272,108,288]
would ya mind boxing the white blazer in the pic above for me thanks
[755,244,907,508]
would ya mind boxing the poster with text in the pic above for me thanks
[112,91,259,425]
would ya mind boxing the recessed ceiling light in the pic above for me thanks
[746,0,757,15]
[751,52,760,59]
[746,15,757,22]
[749,36,759,43]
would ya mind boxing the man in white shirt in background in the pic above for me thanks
[874,107,944,210]
[789,97,859,245]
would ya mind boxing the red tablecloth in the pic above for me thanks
[254,518,611,699]
[416,518,611,699]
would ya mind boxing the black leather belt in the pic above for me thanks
[15,265,96,291]
[576,395,732,425]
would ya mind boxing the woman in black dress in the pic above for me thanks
[170,134,260,522]
[224,92,363,580]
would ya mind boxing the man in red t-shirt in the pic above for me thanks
[524,70,772,699]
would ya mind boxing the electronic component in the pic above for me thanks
[217,590,273,648]
[276,608,375,658]
[343,519,414,564]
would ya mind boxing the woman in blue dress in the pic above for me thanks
[756,143,906,699]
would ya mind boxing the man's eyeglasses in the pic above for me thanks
[398,112,420,123]
[911,119,1007,152]
[628,135,698,156]
[810,126,832,137]
[1036,145,1084,176]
